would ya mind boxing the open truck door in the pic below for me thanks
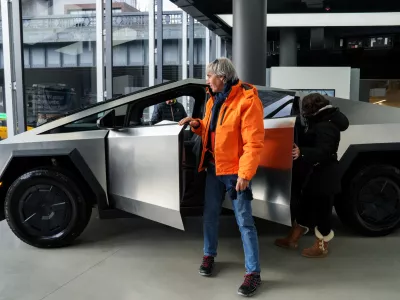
[223,88,297,226]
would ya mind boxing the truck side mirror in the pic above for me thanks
[97,109,120,130]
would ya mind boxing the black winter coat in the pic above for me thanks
[292,106,349,196]
[151,101,187,123]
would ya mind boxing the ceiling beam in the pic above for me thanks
[170,0,232,39]
[218,12,400,27]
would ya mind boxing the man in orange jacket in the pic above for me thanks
[179,57,265,297]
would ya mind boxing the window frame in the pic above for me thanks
[125,85,206,127]
[263,96,301,119]
[44,85,207,133]
[270,101,294,118]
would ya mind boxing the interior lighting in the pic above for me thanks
[373,100,387,105]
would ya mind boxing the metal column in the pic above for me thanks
[204,29,210,78]
[1,0,16,137]
[96,0,105,102]
[221,39,227,57]
[181,12,188,109]
[149,0,155,86]
[11,0,26,133]
[148,0,155,118]
[48,0,54,15]
[105,0,113,99]
[205,29,210,65]
[216,35,222,58]
[233,0,267,85]
[156,0,163,84]
[182,11,188,79]
[279,28,297,66]
[210,32,216,61]
[223,40,228,57]
[188,15,194,78]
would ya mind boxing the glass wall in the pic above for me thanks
[21,0,98,127]
[112,0,149,97]
[1,0,221,136]
[161,1,182,83]
[193,20,207,79]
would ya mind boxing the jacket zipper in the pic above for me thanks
[200,101,212,169]
[220,106,228,125]
[214,103,228,171]
[170,106,175,121]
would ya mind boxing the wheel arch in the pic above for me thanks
[338,143,400,184]
[0,148,108,220]
[336,143,400,236]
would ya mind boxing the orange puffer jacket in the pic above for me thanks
[192,81,265,181]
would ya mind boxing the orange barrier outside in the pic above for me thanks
[0,126,34,140]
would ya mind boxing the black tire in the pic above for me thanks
[4,168,92,248]
[336,164,400,237]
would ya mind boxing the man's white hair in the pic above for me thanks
[206,57,239,83]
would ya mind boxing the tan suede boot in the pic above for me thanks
[274,222,309,249]
[302,227,334,258]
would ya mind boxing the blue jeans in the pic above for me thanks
[203,163,261,274]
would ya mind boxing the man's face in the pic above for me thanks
[166,99,174,105]
[206,73,224,93]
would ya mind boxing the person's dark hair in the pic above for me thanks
[302,93,330,116]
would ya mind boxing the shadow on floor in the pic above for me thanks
[71,209,359,251]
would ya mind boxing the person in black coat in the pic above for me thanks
[275,93,349,258]
[151,99,187,123]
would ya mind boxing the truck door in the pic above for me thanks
[107,124,185,230]
[223,89,297,226]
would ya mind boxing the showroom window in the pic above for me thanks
[193,21,208,80]
[21,1,99,128]
[1,0,223,139]
[160,3,184,83]
[67,8,122,15]
[111,1,151,97]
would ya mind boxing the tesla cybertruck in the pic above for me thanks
[1,79,400,248]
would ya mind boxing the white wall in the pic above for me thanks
[270,67,352,99]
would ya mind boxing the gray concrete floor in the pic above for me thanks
[1,212,399,300]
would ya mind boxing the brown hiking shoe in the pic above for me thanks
[302,227,334,258]
[275,222,309,249]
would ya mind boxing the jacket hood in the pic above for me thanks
[307,105,349,132]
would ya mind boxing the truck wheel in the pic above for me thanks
[5,168,92,248]
[336,164,400,237]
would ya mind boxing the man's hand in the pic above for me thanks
[292,143,300,160]
[236,177,250,192]
[178,117,200,129]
